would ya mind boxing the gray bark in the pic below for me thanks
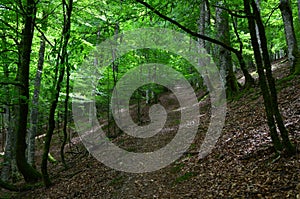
[198,0,210,53]
[215,1,239,97]
[298,0,300,24]
[27,30,46,167]
[1,30,17,182]
[279,0,300,73]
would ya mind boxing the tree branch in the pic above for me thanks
[34,24,55,48]
[135,0,240,55]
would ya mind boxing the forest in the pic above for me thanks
[0,0,300,198]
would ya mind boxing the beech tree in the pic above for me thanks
[215,1,239,98]
[279,0,300,75]
[28,10,48,168]
[16,0,42,182]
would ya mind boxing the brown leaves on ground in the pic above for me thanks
[13,63,300,198]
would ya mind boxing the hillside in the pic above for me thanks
[5,61,300,198]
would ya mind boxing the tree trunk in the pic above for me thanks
[198,0,210,51]
[16,0,41,183]
[255,0,262,54]
[0,29,14,182]
[41,0,73,187]
[215,1,239,98]
[298,0,300,24]
[28,12,48,167]
[61,57,70,169]
[244,0,283,153]
[251,0,296,155]
[279,0,300,74]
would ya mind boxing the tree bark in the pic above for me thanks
[41,0,73,187]
[251,0,296,155]
[215,1,239,98]
[279,0,300,74]
[61,56,70,169]
[16,0,41,183]
[298,0,300,24]
[28,12,48,167]
[198,0,210,52]
[244,0,283,152]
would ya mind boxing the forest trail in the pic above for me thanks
[11,61,300,198]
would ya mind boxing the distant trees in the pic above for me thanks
[0,0,299,191]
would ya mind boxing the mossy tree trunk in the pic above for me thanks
[16,0,42,183]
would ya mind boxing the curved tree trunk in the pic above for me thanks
[41,0,73,187]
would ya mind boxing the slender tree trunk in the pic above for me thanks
[16,0,41,183]
[41,0,73,187]
[251,0,296,155]
[298,0,300,24]
[255,0,262,54]
[198,0,207,49]
[28,13,48,167]
[279,0,300,74]
[244,0,283,152]
[61,58,70,169]
[215,1,239,98]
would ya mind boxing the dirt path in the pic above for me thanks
[11,62,300,198]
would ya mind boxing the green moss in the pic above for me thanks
[108,176,124,186]
[171,163,185,173]
[174,172,198,183]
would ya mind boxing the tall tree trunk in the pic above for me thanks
[255,0,262,54]
[28,12,48,167]
[60,58,70,169]
[279,0,300,74]
[16,0,41,183]
[215,1,239,98]
[244,0,283,153]
[198,0,210,52]
[251,0,296,155]
[1,29,13,182]
[298,0,300,24]
[41,0,73,187]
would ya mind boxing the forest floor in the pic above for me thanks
[3,59,300,198]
